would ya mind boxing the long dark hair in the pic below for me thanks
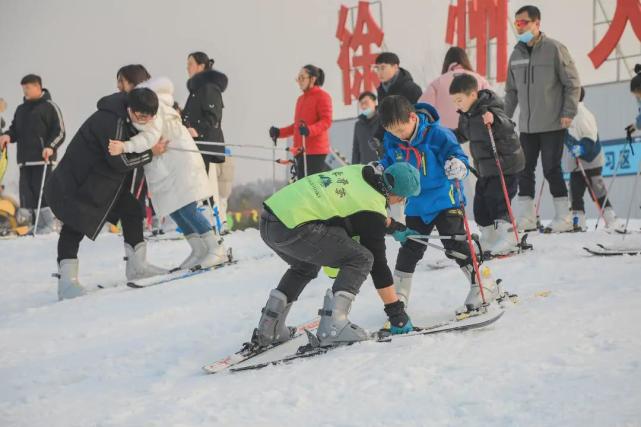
[303,64,325,87]
[189,51,214,70]
[116,64,150,86]
[441,47,474,74]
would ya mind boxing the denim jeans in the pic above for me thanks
[170,202,212,235]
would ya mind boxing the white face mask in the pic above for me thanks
[359,107,375,119]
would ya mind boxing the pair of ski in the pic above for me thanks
[96,248,236,290]
[583,243,641,257]
[202,305,504,374]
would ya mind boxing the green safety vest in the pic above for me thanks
[265,165,388,229]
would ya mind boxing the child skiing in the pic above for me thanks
[450,73,525,256]
[108,78,227,270]
[563,87,622,232]
[377,95,503,314]
[251,162,420,349]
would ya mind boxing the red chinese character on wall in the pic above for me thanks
[589,0,641,69]
[445,0,508,82]
[336,1,384,105]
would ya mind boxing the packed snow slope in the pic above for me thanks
[1,223,640,427]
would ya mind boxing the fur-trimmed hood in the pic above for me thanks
[187,69,228,93]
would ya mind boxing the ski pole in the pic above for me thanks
[196,140,289,151]
[167,146,287,163]
[535,180,545,229]
[408,236,469,260]
[573,158,606,226]
[32,163,48,236]
[271,136,277,194]
[485,124,521,250]
[620,159,641,238]
[454,179,486,304]
[300,120,308,178]
[594,150,625,231]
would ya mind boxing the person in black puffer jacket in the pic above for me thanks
[451,73,525,256]
[182,52,228,167]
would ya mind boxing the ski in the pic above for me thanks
[230,306,504,373]
[126,259,237,288]
[583,246,641,256]
[201,317,321,374]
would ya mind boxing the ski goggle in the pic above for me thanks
[514,19,532,28]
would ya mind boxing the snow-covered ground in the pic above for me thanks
[1,223,640,427]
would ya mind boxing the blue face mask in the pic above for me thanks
[518,30,535,44]
[359,108,375,119]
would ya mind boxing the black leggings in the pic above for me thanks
[396,210,473,273]
[518,130,568,198]
[295,154,328,180]
[569,167,611,212]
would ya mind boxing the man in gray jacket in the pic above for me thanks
[504,5,581,233]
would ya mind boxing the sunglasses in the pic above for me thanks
[514,19,532,28]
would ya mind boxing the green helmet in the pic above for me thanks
[383,162,421,197]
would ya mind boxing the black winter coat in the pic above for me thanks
[455,90,525,177]
[4,89,65,165]
[182,69,228,164]
[352,113,381,164]
[45,93,153,240]
[374,68,422,141]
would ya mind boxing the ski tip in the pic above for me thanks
[126,282,143,289]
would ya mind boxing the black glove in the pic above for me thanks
[269,126,280,140]
[299,123,310,137]
[384,300,413,333]
[386,218,407,234]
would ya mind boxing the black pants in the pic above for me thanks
[518,130,568,198]
[396,210,472,273]
[474,175,518,227]
[57,191,145,262]
[260,211,373,303]
[569,167,610,212]
[295,154,328,180]
[19,165,51,210]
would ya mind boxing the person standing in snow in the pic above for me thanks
[371,52,422,143]
[116,65,155,225]
[252,162,420,349]
[109,79,227,270]
[563,87,623,232]
[625,65,641,144]
[45,89,169,301]
[421,47,491,190]
[0,74,65,234]
[450,74,525,257]
[377,95,503,314]
[269,64,333,179]
[182,52,229,232]
[351,91,381,164]
[504,5,581,233]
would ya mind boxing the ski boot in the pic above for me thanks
[544,197,574,233]
[315,289,369,347]
[486,220,519,256]
[603,207,625,233]
[479,225,497,256]
[56,259,86,301]
[515,196,538,232]
[178,233,206,270]
[572,210,587,232]
[196,231,228,269]
[252,289,296,348]
[393,269,413,308]
[456,264,507,319]
[124,242,169,281]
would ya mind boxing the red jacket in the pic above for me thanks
[279,86,333,155]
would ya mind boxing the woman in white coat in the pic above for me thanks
[109,78,227,270]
